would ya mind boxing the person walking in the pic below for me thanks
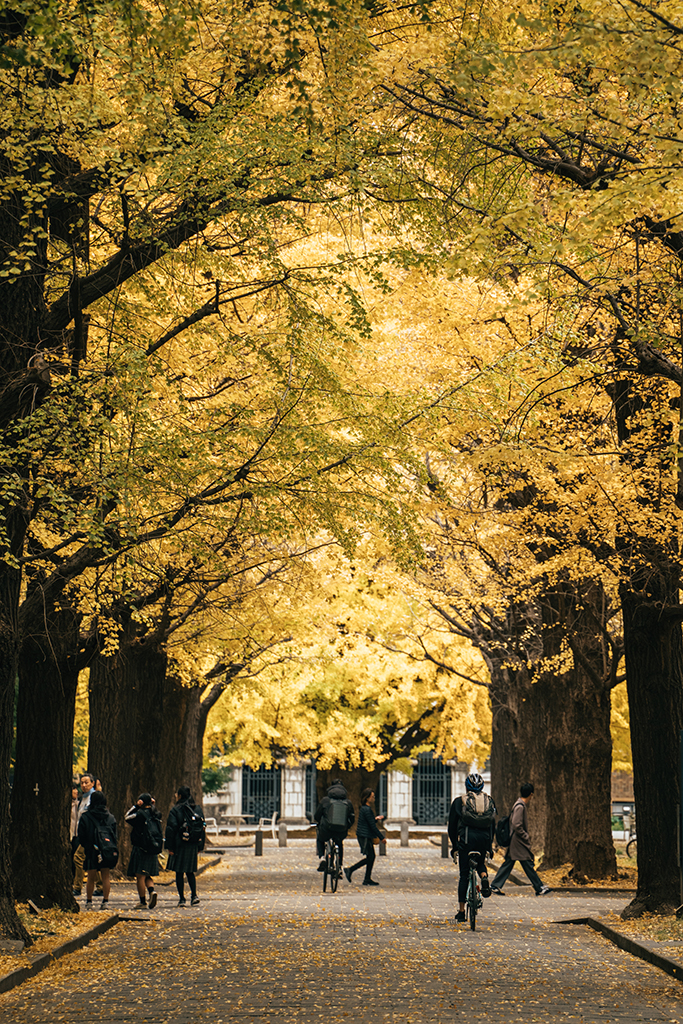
[344,787,385,886]
[77,790,117,910]
[490,782,552,896]
[70,784,80,885]
[165,786,205,908]
[448,772,495,922]
[125,792,163,910]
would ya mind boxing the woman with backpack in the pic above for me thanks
[125,792,163,910]
[165,786,205,908]
[77,790,117,911]
[343,788,386,886]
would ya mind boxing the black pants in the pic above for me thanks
[316,827,345,865]
[348,837,375,882]
[457,838,489,902]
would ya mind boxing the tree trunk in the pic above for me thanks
[540,667,615,876]
[315,765,383,836]
[183,685,207,812]
[10,599,80,908]
[488,662,547,852]
[156,668,191,823]
[88,616,167,869]
[540,583,617,878]
[621,585,683,916]
[0,534,32,942]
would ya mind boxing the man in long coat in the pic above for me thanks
[490,782,552,896]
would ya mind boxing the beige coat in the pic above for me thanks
[507,797,534,862]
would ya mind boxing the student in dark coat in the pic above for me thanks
[77,790,116,911]
[165,786,204,907]
[344,788,385,886]
[125,792,162,910]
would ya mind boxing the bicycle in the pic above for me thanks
[626,835,637,859]
[322,836,342,893]
[465,852,483,931]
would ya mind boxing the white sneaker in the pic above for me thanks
[536,886,552,896]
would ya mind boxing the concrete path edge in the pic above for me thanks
[0,914,121,995]
[561,916,683,984]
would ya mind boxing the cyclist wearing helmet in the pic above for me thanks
[448,772,495,923]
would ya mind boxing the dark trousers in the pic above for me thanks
[491,854,543,893]
[316,827,344,865]
[348,838,376,882]
[457,838,489,902]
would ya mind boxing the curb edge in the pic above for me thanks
[559,916,683,983]
[0,914,120,995]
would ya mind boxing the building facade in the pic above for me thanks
[205,754,488,827]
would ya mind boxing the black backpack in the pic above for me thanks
[94,821,119,868]
[495,814,511,847]
[138,810,163,854]
[181,805,206,845]
[325,797,350,832]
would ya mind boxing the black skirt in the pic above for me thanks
[167,843,199,874]
[127,846,159,878]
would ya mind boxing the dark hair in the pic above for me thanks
[520,782,534,798]
[360,788,374,805]
[176,785,192,803]
[80,772,95,784]
[138,792,152,806]
[89,790,107,809]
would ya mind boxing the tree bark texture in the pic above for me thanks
[621,585,683,916]
[539,583,617,878]
[0,526,32,941]
[488,661,547,853]
[88,616,167,869]
[10,599,80,908]
[315,765,383,837]
[156,669,192,822]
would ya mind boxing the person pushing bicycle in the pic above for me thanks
[314,779,355,874]
[448,772,495,923]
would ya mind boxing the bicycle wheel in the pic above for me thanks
[322,841,331,892]
[626,837,637,859]
[331,844,340,892]
[467,869,477,931]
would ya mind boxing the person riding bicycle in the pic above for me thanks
[448,772,495,923]
[314,780,355,874]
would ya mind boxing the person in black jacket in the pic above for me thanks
[314,779,355,872]
[448,772,495,923]
[125,792,162,910]
[165,786,204,907]
[77,790,116,911]
[344,788,385,886]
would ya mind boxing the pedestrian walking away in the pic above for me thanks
[77,790,117,910]
[344,787,385,886]
[165,786,206,907]
[490,782,552,896]
[125,792,163,909]
[314,779,355,874]
[448,772,495,923]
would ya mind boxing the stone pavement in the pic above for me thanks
[1,841,682,1023]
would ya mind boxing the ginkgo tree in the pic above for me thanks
[206,543,492,809]
[0,0,446,939]
[373,0,683,915]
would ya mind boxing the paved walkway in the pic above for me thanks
[2,842,682,1023]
